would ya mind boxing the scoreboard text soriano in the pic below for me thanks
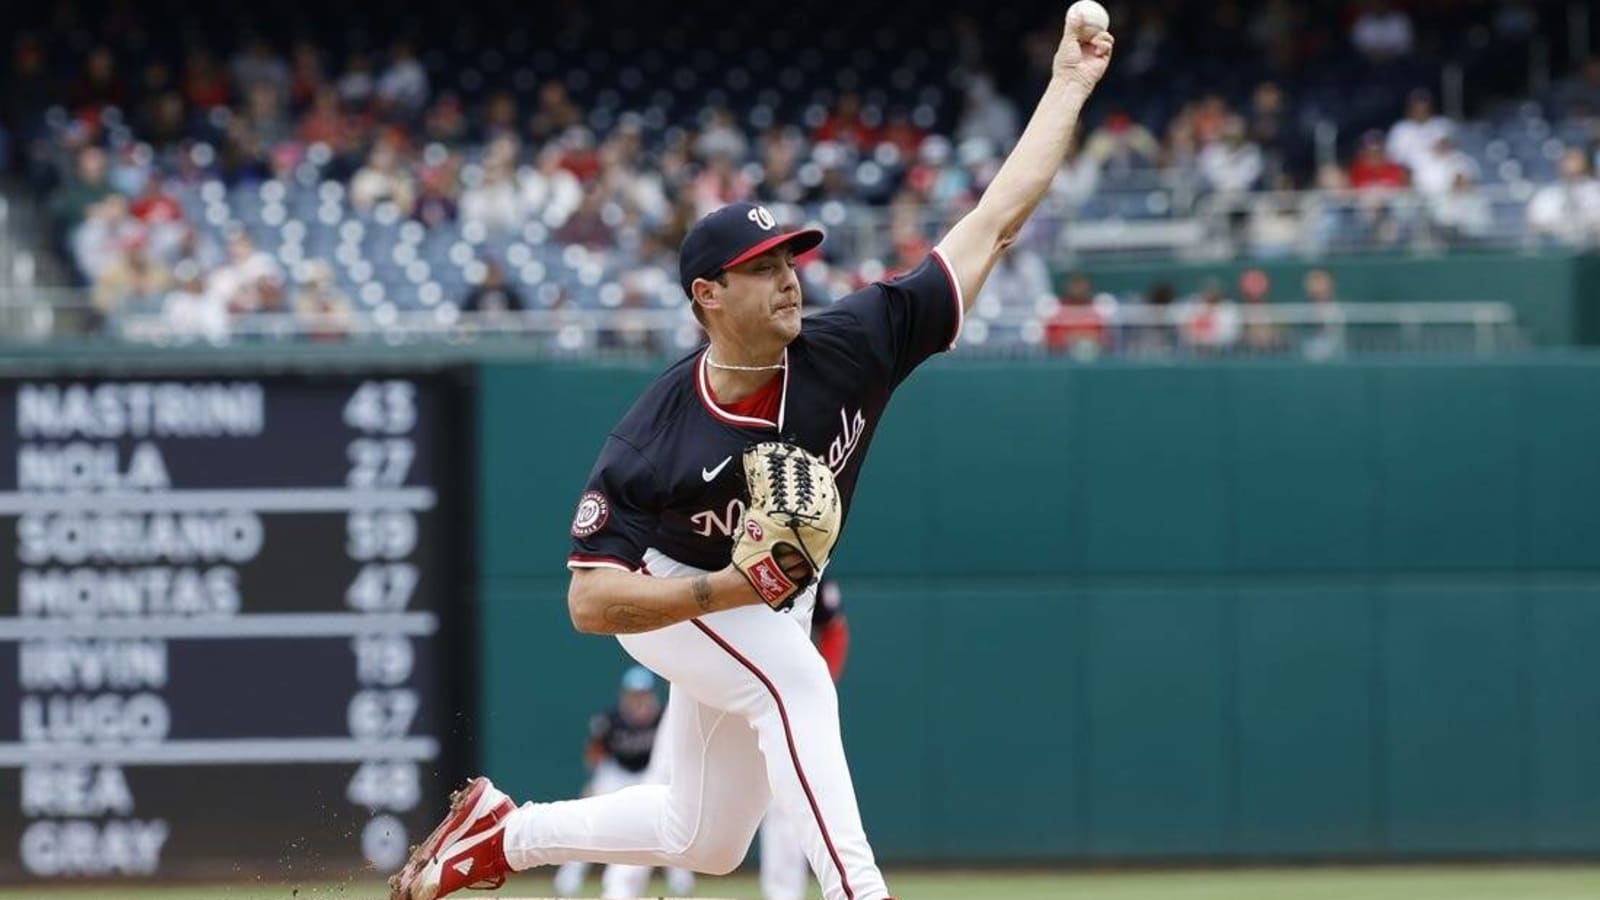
[0,375,468,882]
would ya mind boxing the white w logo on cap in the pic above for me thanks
[747,206,777,230]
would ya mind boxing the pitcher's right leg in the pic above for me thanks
[499,678,772,875]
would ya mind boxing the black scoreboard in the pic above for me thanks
[0,374,472,882]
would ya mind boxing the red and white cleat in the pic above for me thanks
[389,776,515,900]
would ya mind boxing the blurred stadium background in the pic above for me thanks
[2,0,1600,897]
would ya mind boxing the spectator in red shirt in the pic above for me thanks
[182,49,232,111]
[297,86,347,146]
[876,109,926,160]
[1348,130,1408,189]
[1345,129,1409,248]
[885,233,931,281]
[1239,268,1286,353]
[555,190,616,249]
[68,47,129,113]
[1190,93,1231,145]
[813,91,878,151]
[130,177,183,226]
[288,40,326,112]
[423,92,470,146]
[556,127,603,184]
[1044,273,1108,357]
[691,154,752,217]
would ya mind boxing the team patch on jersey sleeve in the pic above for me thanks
[571,490,611,537]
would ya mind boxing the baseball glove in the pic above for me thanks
[732,442,842,610]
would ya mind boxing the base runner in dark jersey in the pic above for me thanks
[550,667,697,898]
[391,14,1115,900]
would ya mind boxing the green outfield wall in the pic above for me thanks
[477,355,1600,861]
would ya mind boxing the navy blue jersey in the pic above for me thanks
[568,251,963,573]
[590,705,661,773]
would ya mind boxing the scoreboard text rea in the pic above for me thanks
[0,375,471,882]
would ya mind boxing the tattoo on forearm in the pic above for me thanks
[603,604,671,633]
[691,575,713,613]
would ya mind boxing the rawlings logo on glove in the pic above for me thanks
[731,442,842,610]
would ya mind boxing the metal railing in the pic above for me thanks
[961,300,1524,360]
[776,182,1578,264]
[0,289,1523,359]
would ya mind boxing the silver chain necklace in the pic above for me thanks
[705,354,786,372]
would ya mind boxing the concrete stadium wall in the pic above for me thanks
[475,356,1600,861]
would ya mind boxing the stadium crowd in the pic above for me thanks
[0,0,1594,352]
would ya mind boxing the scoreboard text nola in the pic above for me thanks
[0,375,470,882]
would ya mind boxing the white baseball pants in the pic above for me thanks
[549,759,697,898]
[501,552,889,900]
[759,799,813,900]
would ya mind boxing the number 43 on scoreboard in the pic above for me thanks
[343,381,418,435]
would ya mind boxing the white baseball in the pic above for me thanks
[1067,0,1111,38]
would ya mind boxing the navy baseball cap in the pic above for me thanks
[678,202,824,297]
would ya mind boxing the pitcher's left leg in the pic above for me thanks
[688,610,889,900]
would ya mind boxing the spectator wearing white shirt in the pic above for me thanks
[1301,268,1346,361]
[292,260,356,341]
[1198,117,1264,252]
[598,119,672,226]
[1429,170,1494,244]
[1175,278,1243,354]
[975,242,1054,313]
[377,40,430,119]
[1527,148,1600,247]
[1351,0,1414,62]
[519,145,584,228]
[93,231,172,320]
[1048,137,1100,212]
[955,72,1020,154]
[336,53,377,110]
[229,35,289,106]
[1079,111,1162,178]
[350,140,417,215]
[71,194,142,285]
[1198,117,1264,195]
[1386,90,1454,172]
[460,136,526,232]
[163,261,229,343]
[1410,133,1478,197]
[694,107,749,162]
[207,228,285,317]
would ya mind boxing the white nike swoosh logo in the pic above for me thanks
[702,456,733,482]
